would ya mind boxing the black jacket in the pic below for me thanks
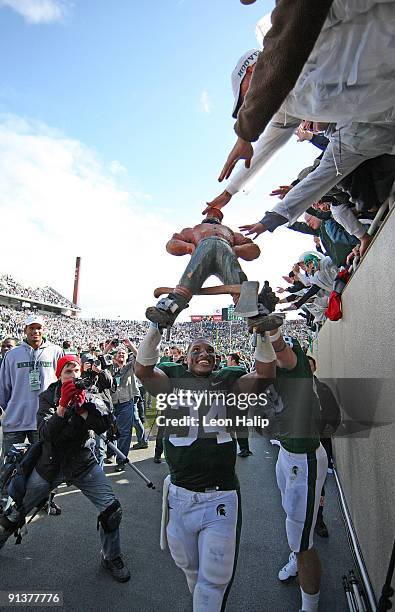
[36,380,114,484]
[314,376,341,435]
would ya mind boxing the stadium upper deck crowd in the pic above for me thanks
[0,274,77,310]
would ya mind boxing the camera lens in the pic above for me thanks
[74,378,89,390]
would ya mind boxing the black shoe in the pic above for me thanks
[314,517,329,538]
[101,555,131,583]
[104,457,114,465]
[153,456,162,464]
[132,441,148,450]
[0,514,17,550]
[238,449,253,458]
[42,500,62,515]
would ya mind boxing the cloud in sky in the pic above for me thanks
[200,90,211,115]
[0,0,71,24]
[0,114,316,322]
[0,114,187,319]
[109,160,127,176]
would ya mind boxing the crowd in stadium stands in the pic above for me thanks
[0,303,311,362]
[0,274,77,310]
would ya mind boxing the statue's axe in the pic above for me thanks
[233,281,259,318]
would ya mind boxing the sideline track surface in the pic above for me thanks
[0,437,356,611]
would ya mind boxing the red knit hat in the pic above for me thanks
[56,355,81,379]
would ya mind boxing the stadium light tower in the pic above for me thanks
[72,257,81,311]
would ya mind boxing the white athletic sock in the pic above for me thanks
[254,332,276,363]
[300,588,320,612]
[136,324,162,366]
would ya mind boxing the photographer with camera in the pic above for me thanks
[0,355,130,582]
[107,344,147,471]
[80,353,115,467]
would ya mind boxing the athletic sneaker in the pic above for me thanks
[278,551,298,581]
[101,555,131,583]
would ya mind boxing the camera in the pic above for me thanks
[85,357,101,368]
[98,354,113,369]
[83,354,113,370]
[74,378,90,391]
[112,338,119,348]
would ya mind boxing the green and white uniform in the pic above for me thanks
[272,338,328,552]
[157,362,245,612]
[157,362,246,491]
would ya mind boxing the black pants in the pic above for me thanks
[155,424,165,458]
[237,427,250,452]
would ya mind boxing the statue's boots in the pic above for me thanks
[146,293,189,328]
[247,309,284,334]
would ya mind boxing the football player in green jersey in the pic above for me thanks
[267,327,328,612]
[135,323,277,612]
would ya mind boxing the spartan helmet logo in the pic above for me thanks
[291,466,299,477]
[216,504,226,517]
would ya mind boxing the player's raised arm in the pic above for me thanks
[269,328,297,371]
[235,331,277,393]
[135,325,171,396]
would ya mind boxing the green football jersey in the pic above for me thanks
[156,363,246,491]
[272,337,320,453]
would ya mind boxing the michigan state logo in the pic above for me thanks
[216,504,226,517]
[290,466,299,481]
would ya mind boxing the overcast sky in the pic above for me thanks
[0,0,317,320]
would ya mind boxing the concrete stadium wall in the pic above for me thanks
[315,207,395,600]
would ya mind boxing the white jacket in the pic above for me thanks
[284,0,395,125]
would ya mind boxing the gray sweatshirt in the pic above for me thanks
[110,358,139,405]
[0,340,63,432]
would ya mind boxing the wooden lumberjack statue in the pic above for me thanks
[146,207,282,331]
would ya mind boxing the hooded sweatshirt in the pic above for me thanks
[0,340,63,432]
[311,257,338,293]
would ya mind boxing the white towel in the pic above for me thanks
[160,475,171,550]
